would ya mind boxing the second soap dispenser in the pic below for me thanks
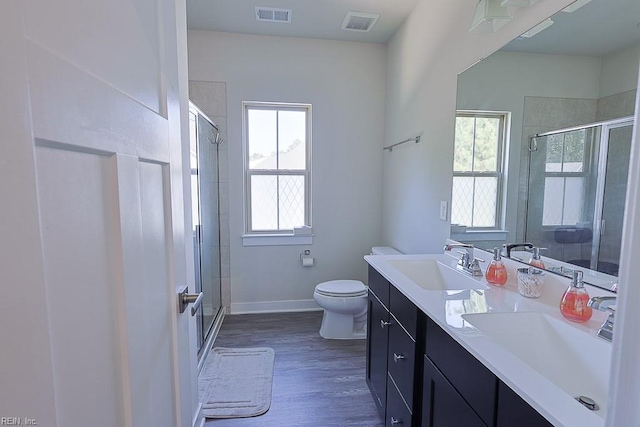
[560,271,593,323]
[529,247,545,269]
[486,247,508,286]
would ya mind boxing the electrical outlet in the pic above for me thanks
[439,201,448,221]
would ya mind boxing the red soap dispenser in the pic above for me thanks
[486,247,508,286]
[560,270,593,323]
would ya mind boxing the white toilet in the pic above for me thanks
[313,246,400,339]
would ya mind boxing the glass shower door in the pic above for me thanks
[592,123,633,276]
[525,128,598,264]
[189,103,223,354]
[525,118,633,276]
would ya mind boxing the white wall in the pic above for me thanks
[600,42,640,98]
[456,51,602,242]
[382,0,575,253]
[188,31,387,312]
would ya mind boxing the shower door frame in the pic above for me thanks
[590,117,635,270]
[189,101,225,363]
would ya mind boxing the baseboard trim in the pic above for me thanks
[230,299,323,314]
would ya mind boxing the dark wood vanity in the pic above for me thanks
[366,266,552,427]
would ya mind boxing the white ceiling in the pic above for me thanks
[186,0,419,44]
[502,0,640,57]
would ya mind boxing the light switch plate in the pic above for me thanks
[439,201,448,221]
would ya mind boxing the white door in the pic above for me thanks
[0,1,196,427]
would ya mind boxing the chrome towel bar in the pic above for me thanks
[383,135,420,152]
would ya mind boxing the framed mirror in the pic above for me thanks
[451,0,640,290]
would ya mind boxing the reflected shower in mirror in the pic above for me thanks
[450,0,640,290]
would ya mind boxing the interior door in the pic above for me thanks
[0,2,195,427]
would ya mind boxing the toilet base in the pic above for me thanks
[319,310,367,340]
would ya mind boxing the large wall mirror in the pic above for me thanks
[451,0,640,290]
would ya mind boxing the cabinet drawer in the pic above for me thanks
[497,381,552,427]
[425,317,497,426]
[390,284,418,340]
[388,324,416,411]
[422,356,487,427]
[369,265,390,308]
[386,374,413,427]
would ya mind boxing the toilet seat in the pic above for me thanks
[315,280,367,298]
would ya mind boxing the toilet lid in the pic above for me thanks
[315,280,367,297]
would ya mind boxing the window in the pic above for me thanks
[243,102,311,235]
[540,129,589,226]
[451,111,508,229]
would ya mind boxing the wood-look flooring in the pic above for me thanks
[203,311,384,427]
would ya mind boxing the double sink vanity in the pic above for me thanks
[364,249,615,427]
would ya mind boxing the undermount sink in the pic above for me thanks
[462,312,611,418]
[387,258,488,291]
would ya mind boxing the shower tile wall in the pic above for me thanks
[515,97,597,241]
[189,80,231,311]
[596,89,637,121]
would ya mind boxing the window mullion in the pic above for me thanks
[471,117,477,172]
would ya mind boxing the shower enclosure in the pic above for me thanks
[525,116,634,276]
[189,102,223,359]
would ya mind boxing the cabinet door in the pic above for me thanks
[496,381,553,427]
[387,374,413,427]
[422,356,486,427]
[367,291,390,417]
[425,317,496,425]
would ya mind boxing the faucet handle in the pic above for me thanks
[469,258,484,277]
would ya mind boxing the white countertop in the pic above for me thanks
[364,251,616,427]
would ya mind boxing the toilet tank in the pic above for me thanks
[371,246,401,255]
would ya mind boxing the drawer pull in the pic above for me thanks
[380,320,392,328]
[391,417,402,425]
[393,353,406,363]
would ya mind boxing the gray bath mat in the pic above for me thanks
[199,347,275,419]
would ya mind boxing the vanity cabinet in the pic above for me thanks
[422,356,486,427]
[366,266,424,426]
[496,382,553,427]
[366,265,555,427]
[424,317,496,426]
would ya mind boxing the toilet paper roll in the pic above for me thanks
[301,255,314,267]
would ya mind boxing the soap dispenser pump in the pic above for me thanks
[486,247,508,286]
[529,247,545,269]
[560,270,593,323]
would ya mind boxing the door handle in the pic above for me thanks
[380,320,392,328]
[178,286,204,316]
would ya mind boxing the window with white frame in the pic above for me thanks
[243,102,311,234]
[451,111,508,229]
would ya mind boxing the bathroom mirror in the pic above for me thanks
[451,0,640,290]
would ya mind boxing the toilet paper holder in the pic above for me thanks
[300,250,314,267]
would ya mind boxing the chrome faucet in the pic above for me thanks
[501,242,534,258]
[588,296,616,342]
[443,243,483,277]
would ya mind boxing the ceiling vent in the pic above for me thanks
[255,7,292,23]
[341,11,380,32]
